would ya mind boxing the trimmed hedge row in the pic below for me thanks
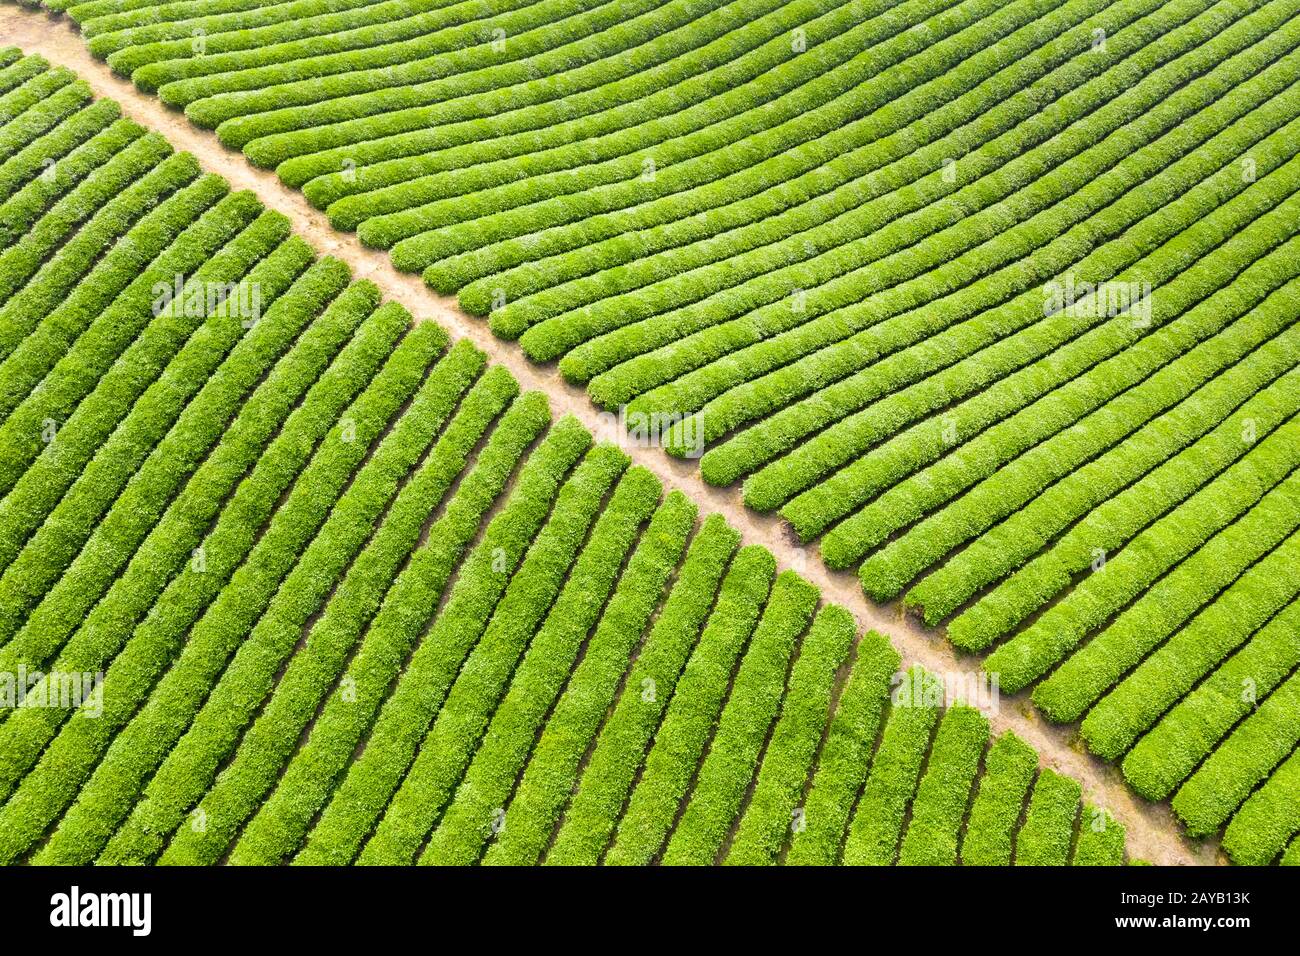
[0,121,164,298]
[1079,521,1300,761]
[756,81,1300,533]
[1122,599,1300,802]
[1286,838,1300,867]
[661,571,819,865]
[381,0,1036,276]
[907,353,1300,626]
[538,512,736,867]
[367,463,662,864]
[0,172,229,440]
[1171,650,1300,838]
[0,145,192,360]
[131,0,554,94]
[563,0,1275,402]
[485,0,1225,349]
[0,235,320,588]
[1034,463,1300,722]
[72,0,292,32]
[0,44,1150,866]
[221,0,768,151]
[410,467,669,867]
[984,421,1300,695]
[227,404,581,864]
[0,79,94,168]
[155,364,519,866]
[854,245,1300,601]
[897,704,989,865]
[840,667,941,865]
[389,0,1048,284]
[960,732,1037,866]
[802,155,1300,561]
[1221,749,1300,865]
[0,190,272,493]
[601,544,776,865]
[0,238,308,712]
[310,0,870,217]
[0,271,374,720]
[276,0,927,192]
[949,395,1300,655]
[0,48,29,88]
[301,440,630,865]
[478,490,699,866]
[0,64,77,129]
[144,0,600,100]
[0,99,124,227]
[725,605,856,865]
[93,333,477,866]
[1015,768,1080,866]
[87,0,393,57]
[477,0,1134,340]
[0,301,416,862]
[0,212,294,645]
[34,267,383,866]
[1073,804,1127,866]
[785,631,899,865]
[0,182,259,654]
[215,385,550,865]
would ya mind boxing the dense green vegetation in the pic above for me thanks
[0,48,1139,865]
[11,0,1300,864]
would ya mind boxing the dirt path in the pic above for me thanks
[0,3,1218,865]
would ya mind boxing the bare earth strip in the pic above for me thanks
[0,2,1217,865]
